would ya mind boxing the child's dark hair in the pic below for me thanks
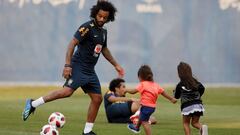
[177,61,198,90]
[138,65,154,81]
[90,1,117,23]
[109,78,125,92]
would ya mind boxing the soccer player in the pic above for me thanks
[104,78,139,123]
[104,78,157,124]
[22,1,124,135]
[174,62,208,135]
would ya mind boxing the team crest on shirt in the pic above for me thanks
[93,44,102,57]
[79,27,89,36]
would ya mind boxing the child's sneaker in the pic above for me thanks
[127,123,140,134]
[130,115,139,125]
[200,125,208,135]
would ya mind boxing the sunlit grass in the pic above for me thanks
[0,86,239,135]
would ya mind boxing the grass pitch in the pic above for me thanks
[0,86,240,135]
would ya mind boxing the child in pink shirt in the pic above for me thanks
[127,65,177,135]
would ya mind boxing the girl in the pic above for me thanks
[174,62,208,135]
[126,65,177,135]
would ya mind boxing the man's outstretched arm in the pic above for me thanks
[102,47,124,78]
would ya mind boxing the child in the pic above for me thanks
[126,65,177,135]
[174,62,208,135]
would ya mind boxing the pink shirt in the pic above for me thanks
[136,81,164,108]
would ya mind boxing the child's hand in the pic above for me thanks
[171,98,177,104]
[173,89,175,93]
[125,89,138,94]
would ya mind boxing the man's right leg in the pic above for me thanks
[22,86,74,121]
[43,87,74,102]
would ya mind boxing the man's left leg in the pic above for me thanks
[83,93,102,135]
[87,93,102,122]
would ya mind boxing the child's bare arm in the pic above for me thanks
[125,88,138,94]
[161,91,177,104]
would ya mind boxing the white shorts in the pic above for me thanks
[181,104,205,116]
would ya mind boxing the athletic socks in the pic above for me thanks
[31,97,45,108]
[84,122,94,134]
[202,125,208,135]
[134,110,140,116]
[200,125,208,135]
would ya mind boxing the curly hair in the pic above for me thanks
[138,65,154,82]
[109,78,125,92]
[90,1,117,23]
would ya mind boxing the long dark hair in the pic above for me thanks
[90,1,117,23]
[138,65,154,81]
[177,62,198,90]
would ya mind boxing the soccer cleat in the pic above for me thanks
[22,99,35,121]
[127,123,140,134]
[201,125,208,135]
[82,131,97,135]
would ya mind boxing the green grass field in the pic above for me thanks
[0,86,240,135]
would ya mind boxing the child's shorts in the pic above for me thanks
[139,106,155,122]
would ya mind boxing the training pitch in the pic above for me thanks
[0,86,240,135]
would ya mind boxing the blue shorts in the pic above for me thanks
[64,63,101,94]
[106,101,133,123]
[139,106,155,122]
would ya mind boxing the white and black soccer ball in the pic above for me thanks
[48,112,66,128]
[40,124,59,135]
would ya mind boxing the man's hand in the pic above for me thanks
[101,47,124,77]
[115,64,124,78]
[62,67,72,79]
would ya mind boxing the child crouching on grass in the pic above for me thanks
[126,65,177,135]
[174,62,208,135]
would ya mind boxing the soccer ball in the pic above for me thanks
[48,112,66,128]
[40,124,59,135]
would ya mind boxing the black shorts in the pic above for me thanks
[187,111,203,117]
[64,63,101,94]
